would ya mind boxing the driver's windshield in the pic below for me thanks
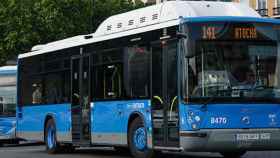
[184,21,280,103]
[0,75,16,116]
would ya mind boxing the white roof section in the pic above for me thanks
[0,66,17,72]
[19,1,260,59]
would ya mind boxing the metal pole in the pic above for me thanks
[156,0,165,4]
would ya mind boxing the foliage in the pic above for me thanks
[0,0,145,65]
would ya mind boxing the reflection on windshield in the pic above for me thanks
[0,86,16,116]
[186,41,280,99]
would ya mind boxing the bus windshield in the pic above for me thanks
[184,21,280,103]
[0,75,16,116]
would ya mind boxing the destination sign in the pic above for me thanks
[201,25,258,40]
[202,26,216,40]
[234,27,257,40]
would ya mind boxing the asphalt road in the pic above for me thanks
[0,144,280,158]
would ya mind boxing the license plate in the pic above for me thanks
[236,133,271,141]
[236,133,259,141]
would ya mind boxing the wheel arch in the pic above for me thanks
[127,112,148,146]
[127,112,146,133]
[127,111,155,158]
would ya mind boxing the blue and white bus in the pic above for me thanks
[17,1,280,158]
[0,66,17,146]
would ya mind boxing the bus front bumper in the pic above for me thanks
[180,128,280,152]
[0,127,16,141]
[0,134,14,140]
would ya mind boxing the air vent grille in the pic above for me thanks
[140,17,146,23]
[128,20,134,26]
[107,25,112,31]
[117,23,122,28]
[152,14,158,20]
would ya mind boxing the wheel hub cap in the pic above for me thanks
[133,127,146,151]
[47,126,55,149]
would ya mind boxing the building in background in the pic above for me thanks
[237,0,280,18]
[138,0,160,4]
[143,0,232,4]
[138,0,280,18]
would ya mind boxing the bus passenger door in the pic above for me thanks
[151,39,179,148]
[71,54,91,145]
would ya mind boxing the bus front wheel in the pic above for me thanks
[45,119,60,154]
[128,117,156,158]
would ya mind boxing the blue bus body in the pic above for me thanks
[17,101,153,146]
[0,66,17,144]
[16,2,280,157]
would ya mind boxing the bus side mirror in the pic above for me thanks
[183,38,195,59]
[177,31,195,58]
[185,39,195,58]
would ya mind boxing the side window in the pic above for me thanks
[92,44,151,100]
[0,74,16,116]
[20,56,43,105]
[44,54,71,104]
[19,52,71,106]
[104,64,123,98]
[92,65,104,99]
[125,46,150,98]
[93,48,124,100]
[44,71,70,104]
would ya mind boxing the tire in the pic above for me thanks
[128,117,156,158]
[67,146,75,153]
[221,151,246,158]
[45,119,60,154]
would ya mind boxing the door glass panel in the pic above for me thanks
[71,57,81,142]
[71,56,91,143]
[82,56,90,140]
[151,42,164,146]
[72,59,80,108]
[166,40,179,144]
[151,39,179,147]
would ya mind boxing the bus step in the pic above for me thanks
[72,141,91,147]
[72,133,81,139]
[153,146,183,152]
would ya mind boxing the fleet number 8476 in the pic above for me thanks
[210,117,227,124]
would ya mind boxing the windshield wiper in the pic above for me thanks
[201,86,233,109]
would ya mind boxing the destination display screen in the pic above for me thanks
[188,22,278,41]
[234,27,257,40]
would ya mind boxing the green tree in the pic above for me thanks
[0,0,145,65]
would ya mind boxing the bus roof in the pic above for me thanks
[19,1,260,59]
